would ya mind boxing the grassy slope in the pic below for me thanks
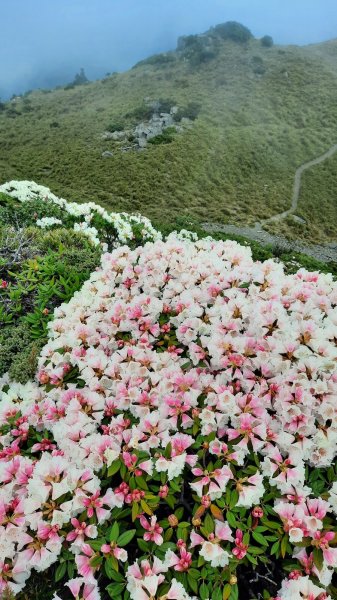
[1,36,337,243]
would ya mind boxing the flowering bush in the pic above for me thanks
[0,181,161,249]
[1,236,337,599]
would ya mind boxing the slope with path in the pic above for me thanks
[203,143,337,263]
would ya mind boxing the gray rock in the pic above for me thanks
[160,113,174,126]
[101,131,116,140]
[292,215,306,224]
[111,130,128,141]
[102,151,113,158]
[137,137,147,148]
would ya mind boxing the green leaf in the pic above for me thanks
[223,584,232,600]
[140,499,153,515]
[90,555,103,568]
[110,521,120,542]
[117,529,136,547]
[261,519,282,530]
[67,560,75,579]
[135,476,149,491]
[248,545,266,555]
[54,561,67,582]
[280,535,289,558]
[229,584,239,600]
[188,568,200,579]
[252,531,269,546]
[270,540,280,556]
[89,538,106,551]
[200,582,210,600]
[313,547,323,571]
[212,588,222,600]
[226,511,238,528]
[164,527,173,541]
[107,583,125,598]
[132,502,139,521]
[197,555,206,568]
[165,494,176,509]
[105,556,116,579]
[187,574,199,594]
[177,526,188,542]
[107,568,124,582]
[246,553,258,565]
[204,514,214,534]
[108,459,121,477]
[137,538,149,552]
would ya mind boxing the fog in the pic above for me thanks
[1,0,337,100]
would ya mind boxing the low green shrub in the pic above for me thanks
[0,323,43,383]
[125,104,154,123]
[174,102,201,121]
[0,222,100,382]
[106,121,125,132]
[133,53,176,68]
[0,195,72,228]
[261,35,274,47]
[148,127,176,145]
[213,21,253,43]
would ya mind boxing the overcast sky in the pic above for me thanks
[1,0,337,99]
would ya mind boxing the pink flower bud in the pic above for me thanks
[201,495,211,508]
[159,485,169,498]
[168,514,179,527]
[252,506,264,518]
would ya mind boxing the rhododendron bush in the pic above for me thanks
[0,180,161,248]
[1,236,337,600]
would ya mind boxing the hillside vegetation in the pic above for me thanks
[1,22,337,243]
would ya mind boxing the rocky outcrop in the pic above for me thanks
[101,103,191,153]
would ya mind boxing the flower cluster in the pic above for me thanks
[36,216,63,228]
[0,236,337,599]
[0,180,161,249]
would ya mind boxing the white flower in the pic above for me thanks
[199,541,231,567]
[277,575,332,600]
[36,216,63,228]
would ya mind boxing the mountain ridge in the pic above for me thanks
[1,22,337,244]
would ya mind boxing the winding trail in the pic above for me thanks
[203,143,337,264]
[262,142,337,225]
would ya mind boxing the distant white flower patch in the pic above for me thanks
[0,180,161,248]
[36,216,63,228]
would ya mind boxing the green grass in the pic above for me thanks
[1,35,337,243]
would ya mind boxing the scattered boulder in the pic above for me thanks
[291,215,306,224]
[102,130,129,141]
[101,151,113,158]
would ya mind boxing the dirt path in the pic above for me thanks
[262,142,337,225]
[202,221,337,263]
[203,143,337,264]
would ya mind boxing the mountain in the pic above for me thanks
[1,22,337,244]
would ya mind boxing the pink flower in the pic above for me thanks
[313,531,337,567]
[139,515,163,545]
[66,518,97,547]
[165,547,192,572]
[80,489,114,523]
[75,544,98,580]
[232,530,248,560]
[101,542,127,562]
[65,577,101,600]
